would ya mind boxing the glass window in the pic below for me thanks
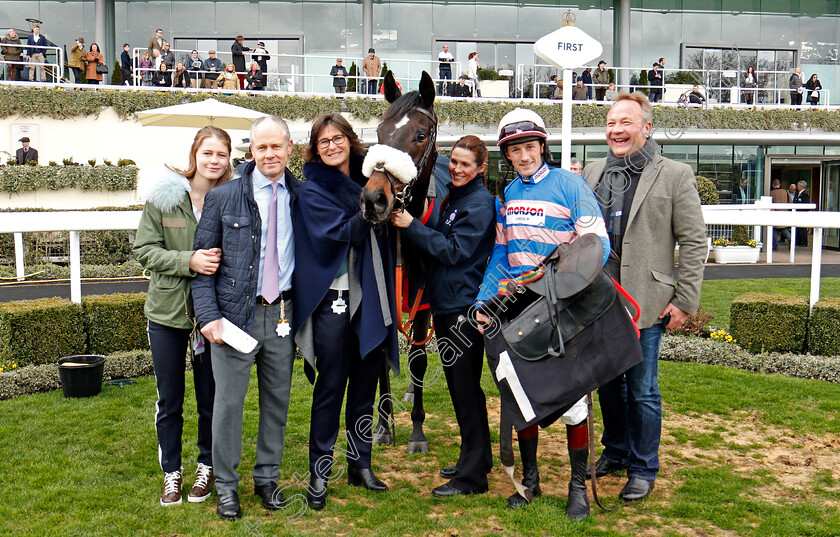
[477,43,496,72]
[662,145,698,171]
[171,2,216,37]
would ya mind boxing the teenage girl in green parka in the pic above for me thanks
[133,126,233,507]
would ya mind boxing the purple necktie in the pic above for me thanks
[261,182,280,303]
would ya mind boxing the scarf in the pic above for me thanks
[595,138,658,235]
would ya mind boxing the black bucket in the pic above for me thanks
[57,355,106,398]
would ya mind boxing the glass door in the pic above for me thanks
[821,160,840,249]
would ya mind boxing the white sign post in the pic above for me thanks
[533,26,603,170]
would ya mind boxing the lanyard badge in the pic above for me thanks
[276,300,291,337]
[331,290,348,315]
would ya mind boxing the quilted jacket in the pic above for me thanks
[192,161,300,333]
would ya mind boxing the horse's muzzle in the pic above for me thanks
[360,188,391,224]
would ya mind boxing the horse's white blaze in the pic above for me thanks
[393,114,410,131]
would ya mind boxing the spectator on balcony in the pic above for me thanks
[789,67,804,106]
[788,183,796,200]
[139,51,153,86]
[604,82,618,101]
[804,73,822,106]
[15,137,37,165]
[187,50,203,88]
[452,75,472,98]
[148,28,164,58]
[152,62,173,88]
[252,41,269,89]
[363,48,381,95]
[217,63,240,92]
[593,60,610,101]
[466,52,480,97]
[329,58,346,94]
[68,37,86,84]
[26,25,48,82]
[172,61,190,89]
[438,44,454,96]
[82,43,104,85]
[203,50,223,89]
[2,29,23,82]
[688,85,706,105]
[152,48,163,71]
[231,36,252,89]
[246,61,263,91]
[581,67,593,100]
[572,79,588,101]
[648,62,663,103]
[161,42,175,69]
[552,77,563,100]
[121,43,133,86]
[743,66,757,105]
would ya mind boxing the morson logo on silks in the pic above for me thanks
[506,203,546,226]
[533,26,602,69]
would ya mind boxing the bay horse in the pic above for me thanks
[361,70,447,453]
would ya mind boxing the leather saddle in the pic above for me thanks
[482,234,616,361]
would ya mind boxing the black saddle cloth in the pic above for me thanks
[485,295,643,432]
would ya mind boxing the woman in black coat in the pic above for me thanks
[152,62,172,87]
[293,113,398,511]
[391,135,496,497]
[246,61,263,91]
[805,74,822,105]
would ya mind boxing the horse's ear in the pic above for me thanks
[419,71,435,107]
[383,71,401,103]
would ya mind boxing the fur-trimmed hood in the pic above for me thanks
[137,165,191,213]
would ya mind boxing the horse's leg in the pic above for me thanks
[372,356,393,446]
[406,310,431,453]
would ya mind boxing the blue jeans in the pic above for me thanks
[597,323,663,481]
[367,79,378,94]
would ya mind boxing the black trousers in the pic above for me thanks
[310,290,383,479]
[436,311,492,491]
[791,91,803,105]
[148,320,215,473]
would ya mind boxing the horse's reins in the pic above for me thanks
[392,105,437,345]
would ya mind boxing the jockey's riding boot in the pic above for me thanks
[566,421,590,521]
[507,436,541,508]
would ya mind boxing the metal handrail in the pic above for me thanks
[0,43,64,83]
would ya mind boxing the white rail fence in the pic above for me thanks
[1,204,839,308]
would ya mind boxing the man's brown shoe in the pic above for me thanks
[160,470,183,506]
[188,463,214,503]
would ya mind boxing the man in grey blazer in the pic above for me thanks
[583,92,706,502]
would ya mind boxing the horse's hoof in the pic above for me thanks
[402,391,415,403]
[372,432,392,445]
[406,441,429,454]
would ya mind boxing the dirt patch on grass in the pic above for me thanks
[662,409,840,499]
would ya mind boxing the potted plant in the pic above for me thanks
[712,225,761,264]
[478,69,510,98]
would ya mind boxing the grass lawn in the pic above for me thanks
[2,353,840,536]
[700,277,840,328]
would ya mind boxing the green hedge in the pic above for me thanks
[0,294,149,366]
[0,164,137,194]
[83,293,148,355]
[808,299,840,356]
[0,298,86,366]
[3,86,840,132]
[659,335,840,383]
[730,293,809,353]
[0,262,144,281]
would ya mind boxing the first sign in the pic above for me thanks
[533,26,603,69]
